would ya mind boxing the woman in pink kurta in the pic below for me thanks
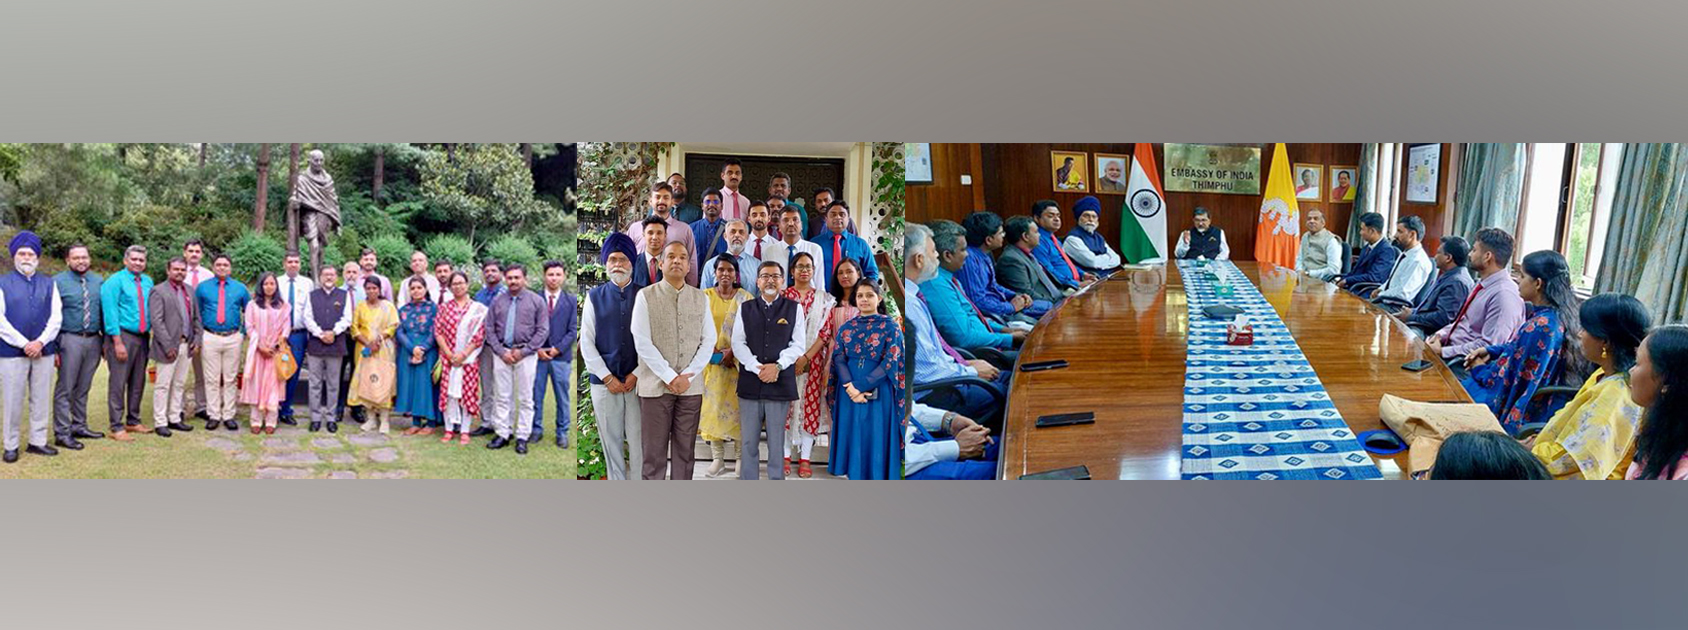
[240,273,294,434]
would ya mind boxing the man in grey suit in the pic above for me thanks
[994,215,1066,305]
[147,257,201,437]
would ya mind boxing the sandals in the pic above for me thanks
[798,460,814,479]
[264,426,277,435]
[417,427,436,436]
[250,425,261,435]
[441,431,456,443]
[403,427,422,436]
[458,433,471,446]
[783,457,791,477]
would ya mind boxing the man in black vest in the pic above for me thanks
[304,264,352,433]
[731,261,808,480]
[1175,207,1231,260]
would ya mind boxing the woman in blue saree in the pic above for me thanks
[1459,251,1586,435]
[395,277,441,433]
[828,280,905,480]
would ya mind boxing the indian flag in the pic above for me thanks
[1254,143,1301,267]
[1118,142,1167,262]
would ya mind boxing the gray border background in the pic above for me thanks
[7,2,1688,629]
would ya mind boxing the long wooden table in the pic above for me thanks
[1000,261,1471,480]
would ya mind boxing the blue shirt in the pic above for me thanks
[55,269,104,334]
[1033,227,1081,289]
[810,229,880,293]
[701,249,761,290]
[100,268,154,336]
[920,268,1012,350]
[690,216,726,266]
[903,278,976,390]
[474,284,505,306]
[958,246,1022,319]
[195,277,251,333]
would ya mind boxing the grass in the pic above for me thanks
[0,361,577,479]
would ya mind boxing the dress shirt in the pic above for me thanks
[629,286,717,385]
[730,295,809,373]
[700,248,762,290]
[304,288,354,336]
[0,276,63,348]
[958,247,1023,319]
[920,268,1012,350]
[361,271,394,301]
[54,269,104,334]
[473,283,504,306]
[719,188,752,222]
[183,265,213,294]
[690,216,727,266]
[905,403,962,477]
[100,269,154,336]
[279,273,317,331]
[747,233,783,274]
[624,210,700,286]
[774,238,824,286]
[904,279,979,387]
[486,288,550,359]
[195,277,251,334]
[1376,244,1433,303]
[1433,268,1526,359]
[810,229,881,294]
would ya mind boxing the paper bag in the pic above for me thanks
[1378,394,1507,476]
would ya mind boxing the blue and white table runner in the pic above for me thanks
[1176,261,1382,480]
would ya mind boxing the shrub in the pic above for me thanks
[225,230,285,285]
[483,234,540,275]
[423,233,477,272]
[365,232,414,280]
[104,204,193,277]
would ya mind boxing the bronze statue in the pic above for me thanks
[287,150,341,277]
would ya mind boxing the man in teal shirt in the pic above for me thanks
[918,220,1024,361]
[100,245,154,441]
[195,254,250,430]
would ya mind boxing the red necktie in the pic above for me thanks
[831,234,843,279]
[754,238,762,260]
[649,258,658,284]
[731,193,739,220]
[216,279,227,325]
[1443,283,1484,342]
[1054,235,1080,279]
[135,276,148,333]
[548,294,557,312]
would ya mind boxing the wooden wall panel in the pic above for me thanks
[905,143,985,220]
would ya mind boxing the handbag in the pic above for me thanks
[274,344,298,381]
[358,356,396,402]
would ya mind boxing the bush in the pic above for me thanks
[105,204,194,277]
[365,232,414,280]
[423,233,476,271]
[225,230,285,285]
[484,234,540,275]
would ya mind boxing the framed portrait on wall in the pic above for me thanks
[1050,150,1089,193]
[1094,153,1130,194]
[1292,162,1323,202]
[1405,143,1440,204]
[905,143,933,184]
[1328,165,1357,203]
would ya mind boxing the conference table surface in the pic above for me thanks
[1000,261,1472,480]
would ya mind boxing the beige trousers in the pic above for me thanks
[152,342,192,428]
[201,332,244,421]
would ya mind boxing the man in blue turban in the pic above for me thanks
[1060,196,1123,275]
[0,231,63,463]
[580,232,645,479]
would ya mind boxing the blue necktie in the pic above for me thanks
[503,296,518,347]
[287,277,296,328]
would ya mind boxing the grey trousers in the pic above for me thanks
[53,333,102,437]
[639,393,701,481]
[1,356,55,451]
[590,383,642,480]
[105,332,149,431]
[306,355,344,426]
[738,398,791,480]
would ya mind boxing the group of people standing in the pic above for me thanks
[0,233,577,464]
[582,172,902,480]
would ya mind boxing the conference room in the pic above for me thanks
[902,142,1688,481]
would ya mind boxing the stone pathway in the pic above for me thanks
[199,422,414,480]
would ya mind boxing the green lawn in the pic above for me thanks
[0,361,577,479]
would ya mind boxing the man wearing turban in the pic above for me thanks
[579,233,644,479]
[0,231,63,463]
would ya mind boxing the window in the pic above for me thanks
[1500,142,1620,290]
[1519,143,1567,257]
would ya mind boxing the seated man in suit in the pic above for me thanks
[995,215,1068,305]
[1334,211,1398,294]
[920,220,1025,361]
[1061,196,1123,276]
[904,224,1009,425]
[1400,235,1475,335]
[959,212,1050,325]
[1031,200,1095,290]
[1367,215,1434,310]
[1174,207,1230,260]
[1295,209,1344,281]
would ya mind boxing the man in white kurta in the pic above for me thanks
[0,231,63,463]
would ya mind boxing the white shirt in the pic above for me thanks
[0,275,63,350]
[396,274,442,308]
[905,403,962,477]
[185,264,213,291]
[578,282,628,382]
[1295,230,1345,281]
[747,233,783,274]
[1377,244,1434,303]
[729,295,808,374]
[1173,228,1230,260]
[774,238,825,290]
[278,273,316,331]
[303,287,353,336]
[1062,230,1123,270]
[629,285,717,385]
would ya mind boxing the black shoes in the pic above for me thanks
[486,436,509,450]
[155,426,173,437]
[514,439,528,455]
[309,422,322,432]
[25,444,58,457]
[55,436,85,450]
[326,422,339,433]
[72,428,104,439]
[195,410,210,421]
[167,422,193,432]
[2,450,15,463]
[278,416,297,426]
[204,419,219,431]
[469,426,495,437]
[222,420,237,431]
[556,435,569,449]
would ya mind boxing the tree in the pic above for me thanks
[253,143,272,230]
[286,143,301,252]
[373,145,385,202]
[419,143,556,240]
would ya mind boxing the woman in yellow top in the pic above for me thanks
[701,254,751,477]
[348,276,400,434]
[1527,294,1652,479]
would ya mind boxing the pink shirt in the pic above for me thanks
[1433,268,1526,359]
[624,212,699,287]
[719,188,752,222]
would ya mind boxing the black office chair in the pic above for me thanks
[954,346,1015,372]
[1511,385,1585,439]
[914,375,1007,433]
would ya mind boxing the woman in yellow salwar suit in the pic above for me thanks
[349,276,400,434]
[1528,294,1652,479]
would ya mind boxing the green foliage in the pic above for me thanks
[104,204,195,277]
[365,233,415,280]
[0,143,22,185]
[484,234,540,273]
[575,365,605,480]
[423,233,477,270]
[420,144,556,231]
[225,231,286,285]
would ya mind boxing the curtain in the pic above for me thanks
[1595,143,1688,324]
[1450,143,1528,238]
[1347,143,1379,247]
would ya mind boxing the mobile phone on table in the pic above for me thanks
[1402,359,1434,372]
[1020,465,1092,480]
[1035,412,1095,428]
[1020,359,1069,373]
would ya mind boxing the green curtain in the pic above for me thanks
[1595,143,1688,324]
[1450,143,1528,238]
[1347,143,1378,246]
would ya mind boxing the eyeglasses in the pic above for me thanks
[757,273,783,280]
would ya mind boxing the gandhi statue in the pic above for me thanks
[287,150,341,277]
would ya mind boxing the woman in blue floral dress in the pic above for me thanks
[1459,251,1586,435]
